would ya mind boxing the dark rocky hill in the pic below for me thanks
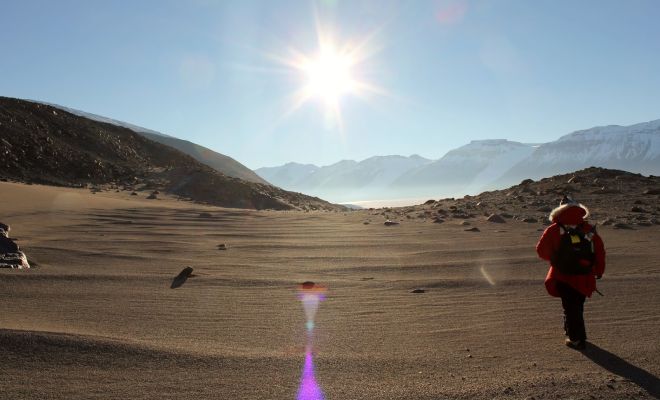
[377,167,660,229]
[39,100,270,185]
[0,97,343,211]
[138,132,269,185]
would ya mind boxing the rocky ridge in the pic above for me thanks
[364,167,660,229]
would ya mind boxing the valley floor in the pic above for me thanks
[1,182,658,399]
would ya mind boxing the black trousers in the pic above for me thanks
[556,281,587,341]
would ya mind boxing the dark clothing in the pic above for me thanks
[556,281,587,341]
[0,236,19,253]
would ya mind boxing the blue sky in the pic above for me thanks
[2,0,659,169]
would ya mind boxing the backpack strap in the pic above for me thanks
[557,222,566,234]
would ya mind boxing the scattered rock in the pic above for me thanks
[520,178,534,185]
[536,206,552,212]
[363,221,370,225]
[384,220,399,226]
[601,218,614,226]
[613,223,633,230]
[171,266,194,289]
[301,281,316,289]
[432,217,444,224]
[146,193,158,200]
[198,212,213,218]
[631,206,647,213]
[217,243,228,250]
[424,199,436,205]
[411,288,425,293]
[487,214,506,223]
[643,188,660,195]
[522,217,538,223]
[465,227,480,232]
[567,176,577,184]
[460,221,470,226]
[500,213,513,219]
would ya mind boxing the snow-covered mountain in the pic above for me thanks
[496,119,660,186]
[37,100,268,184]
[394,140,537,196]
[256,162,320,188]
[258,119,660,203]
[255,155,432,202]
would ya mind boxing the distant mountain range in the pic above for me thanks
[15,96,660,206]
[256,120,660,202]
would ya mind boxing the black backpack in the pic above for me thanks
[0,236,19,254]
[552,223,596,275]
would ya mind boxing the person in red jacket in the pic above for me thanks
[536,196,606,350]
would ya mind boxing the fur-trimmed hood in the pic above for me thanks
[549,203,590,223]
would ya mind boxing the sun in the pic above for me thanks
[301,45,357,106]
[270,23,385,129]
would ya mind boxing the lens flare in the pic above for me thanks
[298,282,327,333]
[296,351,325,400]
[480,265,496,286]
[296,282,327,400]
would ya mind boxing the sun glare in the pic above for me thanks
[302,46,356,105]
[269,20,385,130]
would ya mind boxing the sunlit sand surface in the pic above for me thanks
[1,182,658,399]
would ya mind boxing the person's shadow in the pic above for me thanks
[582,343,660,398]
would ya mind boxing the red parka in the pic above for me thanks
[536,204,606,297]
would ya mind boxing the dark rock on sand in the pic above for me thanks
[487,214,506,223]
[171,266,194,289]
[613,223,633,230]
[411,288,425,293]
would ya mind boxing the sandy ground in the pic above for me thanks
[1,182,658,400]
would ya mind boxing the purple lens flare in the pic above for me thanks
[296,351,325,400]
[296,282,326,400]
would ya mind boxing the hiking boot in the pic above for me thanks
[565,338,586,350]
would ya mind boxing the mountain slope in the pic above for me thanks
[138,132,269,184]
[0,97,342,211]
[256,155,432,202]
[496,120,660,185]
[39,101,268,184]
[394,140,536,194]
[254,162,320,188]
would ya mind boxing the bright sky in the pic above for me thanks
[2,0,660,169]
